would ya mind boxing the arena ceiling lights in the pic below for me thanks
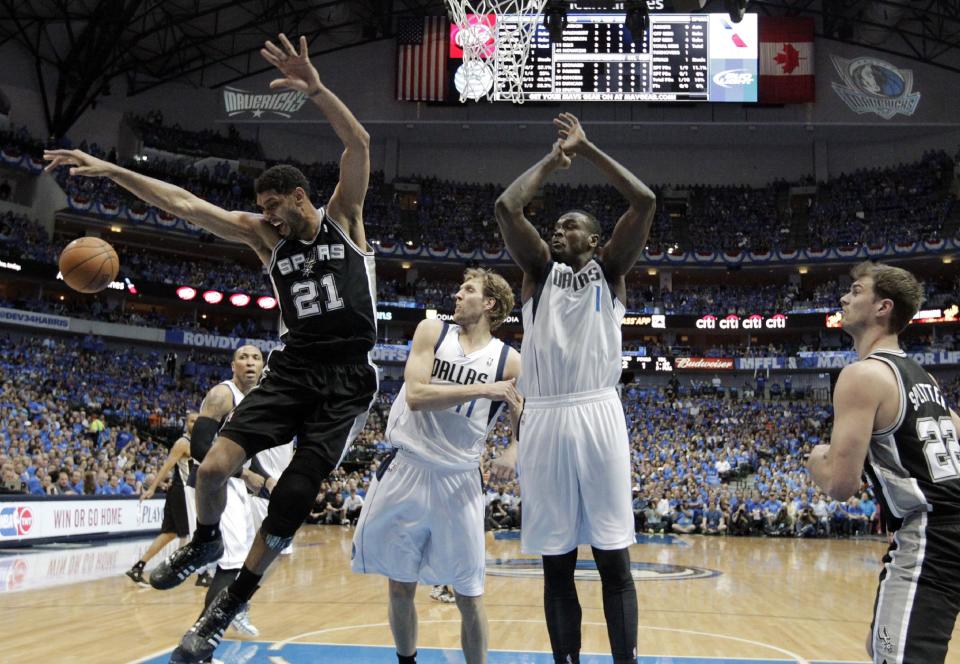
[202,290,224,305]
[174,285,276,310]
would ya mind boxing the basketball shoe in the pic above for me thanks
[125,564,149,587]
[169,588,246,663]
[149,537,224,590]
[230,608,259,636]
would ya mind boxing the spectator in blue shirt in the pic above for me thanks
[671,505,697,534]
[846,497,868,536]
[859,491,878,534]
[701,503,726,535]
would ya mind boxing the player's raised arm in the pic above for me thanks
[261,34,370,240]
[494,142,565,282]
[404,319,520,412]
[554,113,656,278]
[44,149,275,263]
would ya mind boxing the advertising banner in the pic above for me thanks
[0,497,166,545]
[0,307,70,331]
[164,330,283,353]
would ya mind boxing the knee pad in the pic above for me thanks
[261,470,322,538]
[592,547,634,590]
[261,527,294,552]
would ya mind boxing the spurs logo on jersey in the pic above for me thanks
[863,350,960,530]
[520,259,625,398]
[275,243,345,275]
[385,323,511,470]
[268,206,377,357]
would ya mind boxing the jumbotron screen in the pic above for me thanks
[450,13,758,102]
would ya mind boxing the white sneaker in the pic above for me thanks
[438,589,457,604]
[219,641,259,664]
[230,608,260,636]
[429,585,444,600]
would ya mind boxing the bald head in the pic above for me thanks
[233,344,262,362]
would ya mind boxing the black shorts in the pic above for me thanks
[219,347,378,467]
[870,513,960,663]
[161,482,189,537]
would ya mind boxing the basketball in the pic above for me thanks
[58,237,119,293]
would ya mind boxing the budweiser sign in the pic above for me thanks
[674,357,735,371]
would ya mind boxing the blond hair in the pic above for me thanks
[850,261,924,333]
[464,267,515,330]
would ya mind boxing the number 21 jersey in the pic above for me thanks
[268,206,377,358]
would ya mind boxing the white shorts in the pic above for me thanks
[351,450,486,596]
[249,495,293,555]
[518,387,635,555]
[219,477,254,570]
[184,485,197,538]
[250,494,267,532]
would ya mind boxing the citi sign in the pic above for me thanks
[0,506,33,536]
[696,314,788,330]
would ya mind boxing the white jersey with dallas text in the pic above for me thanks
[385,323,511,470]
[520,259,625,398]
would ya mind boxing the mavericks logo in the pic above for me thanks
[486,558,719,582]
[830,56,920,119]
[223,87,309,119]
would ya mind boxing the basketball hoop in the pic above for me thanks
[445,0,547,103]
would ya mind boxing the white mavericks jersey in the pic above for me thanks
[520,259,625,398]
[221,379,253,473]
[222,379,246,412]
[385,323,511,470]
[256,443,294,479]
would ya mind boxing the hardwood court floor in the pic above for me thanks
[1,526,958,663]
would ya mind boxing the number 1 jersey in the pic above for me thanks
[268,206,377,358]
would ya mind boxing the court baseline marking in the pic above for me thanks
[269,618,812,662]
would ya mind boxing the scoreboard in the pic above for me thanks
[450,13,758,103]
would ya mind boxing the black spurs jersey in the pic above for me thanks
[268,206,377,358]
[862,350,960,530]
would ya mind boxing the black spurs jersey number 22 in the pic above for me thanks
[864,350,960,526]
[269,208,377,356]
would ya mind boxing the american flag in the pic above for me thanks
[396,16,449,102]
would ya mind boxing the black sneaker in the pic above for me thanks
[125,566,149,587]
[169,588,245,663]
[195,571,212,588]
[149,537,224,590]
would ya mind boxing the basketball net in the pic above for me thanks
[445,0,547,103]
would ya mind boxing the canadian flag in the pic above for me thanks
[759,17,815,104]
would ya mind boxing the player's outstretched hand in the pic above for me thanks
[487,377,521,402]
[43,149,115,177]
[554,112,588,155]
[261,33,323,96]
[140,487,154,502]
[505,386,524,422]
[547,139,573,171]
